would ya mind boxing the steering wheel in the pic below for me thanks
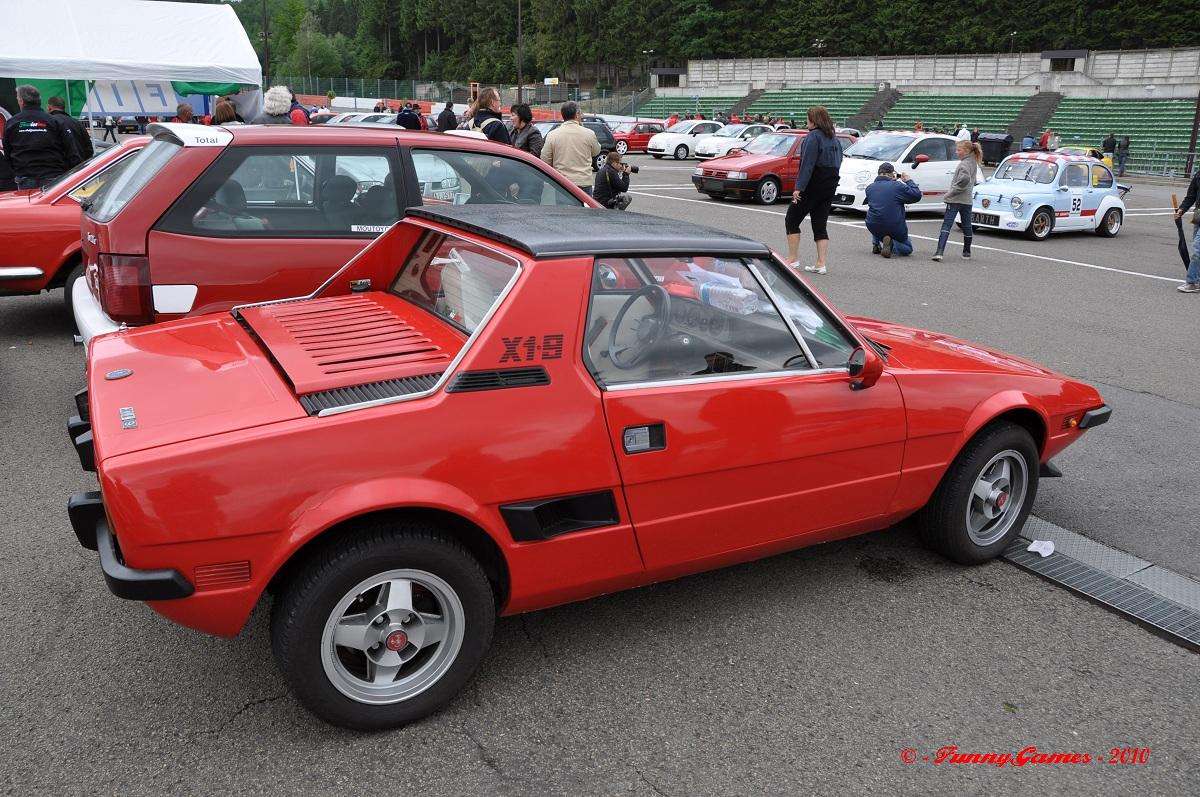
[607,285,672,370]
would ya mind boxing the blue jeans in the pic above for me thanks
[1188,224,1200,285]
[936,203,972,253]
[866,221,914,255]
[1116,153,1128,176]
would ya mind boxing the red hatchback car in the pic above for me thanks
[692,129,857,204]
[68,205,1109,729]
[73,123,597,348]
[0,138,146,308]
[612,120,666,155]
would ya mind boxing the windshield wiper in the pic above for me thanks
[853,153,879,160]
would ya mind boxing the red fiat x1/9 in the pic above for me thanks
[72,123,596,347]
[68,206,1109,729]
[0,137,146,308]
[692,129,856,205]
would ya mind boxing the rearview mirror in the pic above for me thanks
[848,346,883,391]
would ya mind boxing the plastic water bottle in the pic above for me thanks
[699,283,759,315]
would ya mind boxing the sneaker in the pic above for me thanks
[1178,282,1200,293]
[803,264,817,273]
[881,235,893,259]
[812,265,827,275]
[962,251,971,259]
[931,253,943,262]
[872,243,882,255]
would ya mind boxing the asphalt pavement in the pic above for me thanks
[1,157,1198,794]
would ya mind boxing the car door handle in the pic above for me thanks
[622,423,666,454]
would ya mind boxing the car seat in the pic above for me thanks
[194,179,266,231]
[320,174,359,230]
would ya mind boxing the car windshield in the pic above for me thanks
[844,134,915,161]
[714,125,746,137]
[40,147,118,192]
[666,121,694,133]
[743,134,795,156]
[995,159,1058,183]
[84,137,181,222]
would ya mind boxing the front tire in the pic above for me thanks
[673,144,689,160]
[615,140,628,156]
[1096,207,1122,237]
[651,153,663,159]
[271,521,495,730]
[755,177,780,205]
[918,422,1039,565]
[1024,207,1053,241]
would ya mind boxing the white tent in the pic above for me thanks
[0,0,261,87]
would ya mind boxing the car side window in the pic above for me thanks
[411,148,583,207]
[584,255,808,387]
[68,153,138,204]
[909,138,951,162]
[754,258,857,368]
[157,146,400,238]
[697,123,720,134]
[1064,163,1089,187]
[1091,164,1114,188]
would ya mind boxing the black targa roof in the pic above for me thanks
[405,205,771,259]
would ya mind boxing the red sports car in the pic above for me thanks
[68,206,1109,729]
[692,129,857,204]
[0,137,146,308]
[612,120,666,155]
[73,123,598,348]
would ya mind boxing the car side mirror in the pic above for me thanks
[911,154,930,166]
[848,346,883,391]
[1057,185,1069,192]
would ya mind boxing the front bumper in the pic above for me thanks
[970,204,1029,232]
[831,188,868,209]
[1078,404,1112,430]
[692,175,757,196]
[72,276,119,349]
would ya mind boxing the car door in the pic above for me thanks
[905,138,955,208]
[640,124,663,150]
[149,145,403,317]
[781,135,803,190]
[585,253,907,571]
[1055,162,1090,229]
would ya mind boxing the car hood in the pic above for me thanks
[86,314,306,462]
[974,180,1041,199]
[696,137,740,152]
[847,316,1057,376]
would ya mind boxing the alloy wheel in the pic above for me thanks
[965,450,1028,547]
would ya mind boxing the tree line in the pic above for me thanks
[178,1,1199,87]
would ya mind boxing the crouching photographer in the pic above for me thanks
[594,150,637,210]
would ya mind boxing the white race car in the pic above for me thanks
[832,131,983,212]
[694,124,775,160]
[647,120,725,160]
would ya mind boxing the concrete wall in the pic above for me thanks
[677,47,1200,100]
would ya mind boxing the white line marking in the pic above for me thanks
[629,190,1185,284]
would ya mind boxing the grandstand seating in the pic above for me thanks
[882,93,1027,133]
[1047,98,1195,172]
[744,86,874,124]
[636,95,744,117]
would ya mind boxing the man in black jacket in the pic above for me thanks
[1175,168,1200,293]
[436,102,457,132]
[48,96,93,162]
[396,103,422,130]
[2,85,81,189]
[593,150,633,209]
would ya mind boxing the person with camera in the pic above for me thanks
[593,150,636,210]
[864,162,922,258]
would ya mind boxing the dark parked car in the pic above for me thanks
[533,119,616,170]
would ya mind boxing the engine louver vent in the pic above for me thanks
[300,372,444,415]
[447,366,550,393]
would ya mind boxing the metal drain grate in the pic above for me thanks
[1004,539,1200,651]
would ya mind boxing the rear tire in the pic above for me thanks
[615,141,628,156]
[270,521,495,730]
[673,144,689,160]
[1096,207,1122,237]
[651,154,663,159]
[918,422,1039,565]
[62,261,85,327]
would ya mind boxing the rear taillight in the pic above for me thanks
[96,254,152,325]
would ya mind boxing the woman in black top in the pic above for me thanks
[785,106,842,275]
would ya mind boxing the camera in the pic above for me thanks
[626,164,640,174]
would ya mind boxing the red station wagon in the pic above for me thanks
[73,123,597,347]
[0,138,146,309]
[68,206,1109,729]
[611,120,665,155]
[692,130,857,204]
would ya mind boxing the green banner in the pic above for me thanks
[171,81,243,97]
[24,79,90,115]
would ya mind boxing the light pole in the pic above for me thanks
[1009,31,1016,55]
[641,49,654,114]
[516,0,523,104]
[261,0,270,85]
[812,38,826,57]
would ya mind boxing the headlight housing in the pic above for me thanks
[694,167,703,176]
[1010,196,1024,210]
[727,171,747,180]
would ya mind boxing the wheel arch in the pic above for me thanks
[47,246,82,289]
[1031,204,1056,230]
[958,393,1049,458]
